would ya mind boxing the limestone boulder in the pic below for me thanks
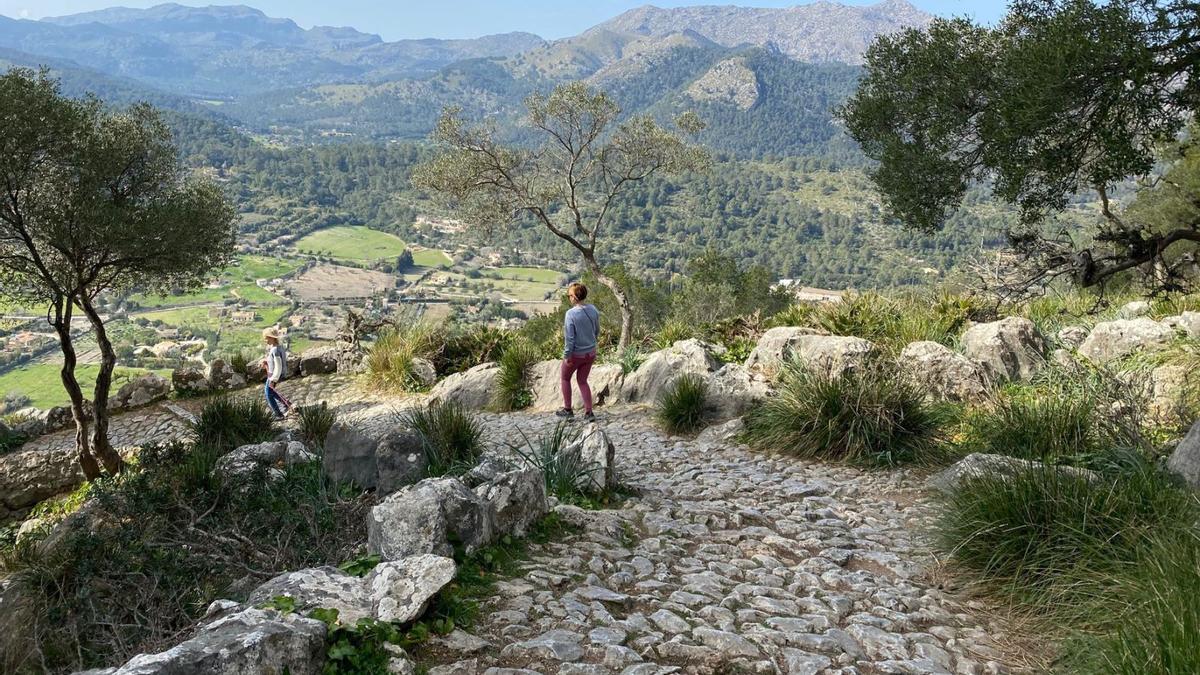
[1143,363,1194,427]
[898,341,991,403]
[1078,318,1174,365]
[620,339,722,404]
[428,363,500,410]
[410,357,438,389]
[248,555,456,626]
[299,346,340,377]
[44,400,93,432]
[696,417,745,446]
[1056,325,1090,350]
[960,317,1046,382]
[86,606,327,675]
[704,364,770,420]
[0,446,83,515]
[1162,311,1200,339]
[112,373,171,411]
[8,408,48,438]
[216,440,317,479]
[206,357,246,390]
[172,365,210,395]
[368,477,494,560]
[1167,420,1200,490]
[528,360,624,412]
[747,332,875,380]
[1118,300,1151,318]
[928,453,1098,494]
[473,464,548,538]
[559,423,618,493]
[742,326,821,375]
[323,403,428,493]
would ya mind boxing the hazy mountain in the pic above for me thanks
[0,3,543,96]
[0,1,926,156]
[594,0,931,64]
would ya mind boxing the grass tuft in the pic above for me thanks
[189,395,277,455]
[402,402,483,477]
[654,373,709,434]
[296,402,337,449]
[742,360,946,465]
[364,323,443,393]
[491,339,539,412]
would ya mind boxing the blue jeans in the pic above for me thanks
[265,381,288,417]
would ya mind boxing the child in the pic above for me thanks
[262,327,292,419]
[558,282,600,422]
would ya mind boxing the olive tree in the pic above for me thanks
[414,82,710,348]
[840,0,1200,294]
[0,69,236,478]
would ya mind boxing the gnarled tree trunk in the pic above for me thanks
[586,255,633,351]
[49,299,102,480]
[79,297,124,474]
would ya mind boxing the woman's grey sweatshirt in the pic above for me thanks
[563,304,600,357]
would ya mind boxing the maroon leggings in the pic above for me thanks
[561,351,596,413]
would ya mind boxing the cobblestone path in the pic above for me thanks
[425,411,1031,675]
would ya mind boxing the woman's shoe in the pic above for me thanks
[582,411,596,423]
[555,408,574,419]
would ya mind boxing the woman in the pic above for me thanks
[262,327,292,419]
[558,282,600,422]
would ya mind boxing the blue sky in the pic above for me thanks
[0,1,1006,40]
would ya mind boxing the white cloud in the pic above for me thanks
[18,9,31,18]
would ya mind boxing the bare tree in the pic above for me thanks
[414,82,710,348]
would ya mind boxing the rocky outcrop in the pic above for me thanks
[1056,325,1089,350]
[1168,420,1200,490]
[898,341,990,403]
[83,605,327,675]
[410,357,438,389]
[0,445,83,518]
[558,423,618,492]
[621,339,721,404]
[928,453,1098,494]
[960,317,1045,382]
[112,373,171,411]
[368,459,548,561]
[528,360,625,412]
[322,403,427,493]
[248,554,456,625]
[1078,318,1174,365]
[216,440,317,479]
[45,401,94,432]
[705,364,770,419]
[172,365,210,396]
[206,357,246,390]
[684,56,760,110]
[428,363,500,410]
[299,346,340,376]
[745,329,873,380]
[368,477,496,560]
[1118,300,1151,319]
[1163,311,1200,338]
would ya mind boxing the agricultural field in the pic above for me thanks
[482,266,565,284]
[0,363,170,409]
[411,248,453,268]
[293,226,407,262]
[129,255,300,310]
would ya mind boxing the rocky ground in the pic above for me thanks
[422,410,1036,675]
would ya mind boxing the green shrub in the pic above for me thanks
[227,350,251,378]
[491,340,539,412]
[297,402,337,448]
[743,361,946,465]
[190,395,277,455]
[403,402,483,477]
[437,324,512,375]
[509,422,592,499]
[1062,533,1200,674]
[651,320,699,350]
[963,367,1143,465]
[655,373,709,434]
[934,457,1200,618]
[0,425,26,455]
[613,346,645,375]
[0,442,366,673]
[364,323,443,393]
